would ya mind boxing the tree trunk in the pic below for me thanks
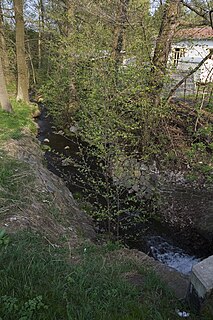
[0,0,11,83]
[0,56,13,112]
[150,0,181,106]
[38,0,45,69]
[112,0,129,77]
[14,0,29,103]
[65,0,78,114]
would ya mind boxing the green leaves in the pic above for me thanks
[0,229,9,247]
[0,295,48,320]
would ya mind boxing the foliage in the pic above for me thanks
[0,229,9,247]
[0,2,213,318]
[41,45,164,236]
[0,295,48,320]
[184,121,213,182]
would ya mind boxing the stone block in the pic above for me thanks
[191,255,213,298]
[187,255,213,312]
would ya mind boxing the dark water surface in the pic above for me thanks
[36,105,212,275]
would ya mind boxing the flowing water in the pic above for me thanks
[145,235,200,274]
[36,105,211,275]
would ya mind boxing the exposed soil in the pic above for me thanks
[0,134,96,247]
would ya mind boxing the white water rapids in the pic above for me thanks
[145,235,201,274]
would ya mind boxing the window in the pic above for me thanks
[173,48,185,66]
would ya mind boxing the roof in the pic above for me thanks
[175,26,213,40]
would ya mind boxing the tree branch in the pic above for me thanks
[166,50,213,100]
[180,0,210,25]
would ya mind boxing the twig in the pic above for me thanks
[180,0,209,24]
[43,235,59,248]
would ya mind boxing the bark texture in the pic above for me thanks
[0,56,12,112]
[14,0,29,102]
[112,0,129,67]
[0,1,11,83]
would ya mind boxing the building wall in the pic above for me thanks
[170,39,213,86]
[172,39,213,60]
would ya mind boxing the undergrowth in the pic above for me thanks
[159,100,213,181]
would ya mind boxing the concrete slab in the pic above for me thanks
[190,255,213,299]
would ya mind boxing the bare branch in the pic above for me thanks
[181,0,210,24]
[166,50,213,100]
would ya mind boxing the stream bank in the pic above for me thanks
[1,134,96,246]
[36,105,213,275]
[2,101,213,319]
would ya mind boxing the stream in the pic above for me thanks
[145,235,200,274]
[36,105,211,275]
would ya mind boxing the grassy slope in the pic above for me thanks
[0,99,37,141]
[0,100,37,220]
[0,101,211,320]
[0,233,187,320]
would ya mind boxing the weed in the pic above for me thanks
[0,229,9,247]
[0,295,47,320]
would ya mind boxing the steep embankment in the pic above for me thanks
[0,101,95,246]
[1,136,95,245]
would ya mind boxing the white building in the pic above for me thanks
[171,26,213,83]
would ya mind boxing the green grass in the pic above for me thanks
[0,152,34,215]
[0,99,37,142]
[0,231,201,320]
[0,99,37,214]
